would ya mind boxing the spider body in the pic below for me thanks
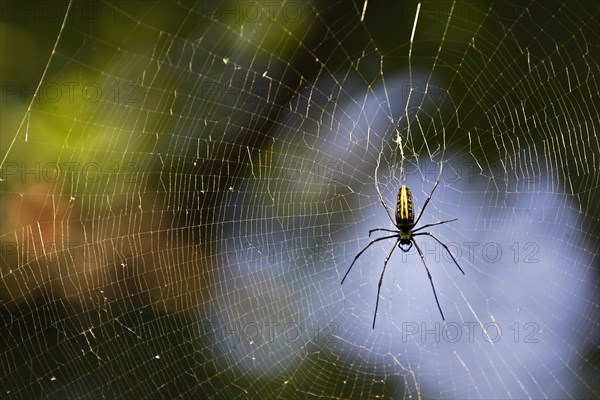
[396,185,414,247]
[341,170,465,329]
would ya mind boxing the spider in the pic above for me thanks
[341,169,465,329]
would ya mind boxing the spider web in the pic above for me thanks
[1,0,599,398]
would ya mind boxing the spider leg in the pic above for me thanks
[373,238,400,329]
[412,218,457,233]
[411,239,445,321]
[369,228,399,237]
[341,234,398,285]
[413,165,442,227]
[413,232,465,275]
